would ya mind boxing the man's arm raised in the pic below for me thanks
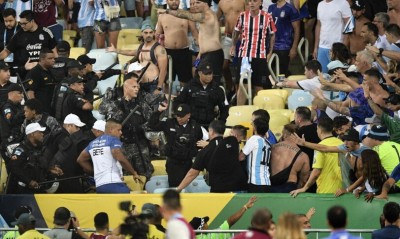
[158,9,206,23]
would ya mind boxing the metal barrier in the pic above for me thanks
[238,64,253,105]
[297,37,309,66]
[268,53,280,83]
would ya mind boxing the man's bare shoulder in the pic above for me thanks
[219,0,246,11]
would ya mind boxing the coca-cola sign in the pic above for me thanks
[26,43,42,50]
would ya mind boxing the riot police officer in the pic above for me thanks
[174,61,229,128]
[0,83,25,167]
[149,103,203,187]
[99,73,164,179]
[8,123,48,194]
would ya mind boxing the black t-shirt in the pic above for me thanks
[6,26,57,66]
[0,81,13,103]
[63,90,96,129]
[296,123,320,168]
[0,25,19,51]
[25,64,57,115]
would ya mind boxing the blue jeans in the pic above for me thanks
[317,47,330,73]
[96,183,130,193]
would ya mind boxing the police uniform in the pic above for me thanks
[0,62,14,103]
[99,87,164,179]
[21,113,62,145]
[25,64,57,115]
[61,76,96,130]
[8,139,47,194]
[173,63,229,127]
[51,56,74,81]
[148,104,203,187]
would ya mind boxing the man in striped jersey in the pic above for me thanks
[230,0,277,105]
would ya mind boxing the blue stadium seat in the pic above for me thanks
[120,17,143,29]
[145,178,169,193]
[288,90,313,110]
[185,179,210,193]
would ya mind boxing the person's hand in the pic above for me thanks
[289,47,297,61]
[245,196,257,209]
[306,207,316,219]
[197,140,209,148]
[334,188,347,197]
[28,180,39,189]
[133,173,144,184]
[96,71,104,79]
[50,166,64,176]
[158,102,168,112]
[361,81,370,99]
[289,133,305,146]
[157,9,167,14]
[71,216,80,228]
[374,193,389,200]
[334,69,346,81]
[364,192,375,203]
[383,73,398,88]
[106,43,117,53]
[230,45,236,57]
[24,58,37,70]
[354,188,362,199]
[365,45,379,55]
[290,187,305,197]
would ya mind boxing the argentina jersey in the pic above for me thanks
[243,135,272,185]
[12,0,32,21]
[94,0,120,21]
[78,0,95,28]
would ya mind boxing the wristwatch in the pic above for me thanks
[378,48,384,57]
[156,87,162,91]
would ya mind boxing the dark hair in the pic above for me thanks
[331,43,351,64]
[3,8,16,18]
[252,109,270,123]
[209,120,225,135]
[305,60,322,74]
[364,22,379,37]
[327,205,347,229]
[232,125,247,138]
[364,68,382,80]
[251,208,272,228]
[383,202,400,223]
[124,72,139,81]
[317,116,333,133]
[94,212,109,230]
[386,24,400,38]
[39,48,53,60]
[19,10,34,21]
[295,107,312,121]
[24,99,43,114]
[332,116,350,129]
[283,123,297,134]
[153,204,163,223]
[253,118,269,136]
[361,149,388,190]
[162,189,181,210]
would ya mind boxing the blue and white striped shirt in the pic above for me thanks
[78,0,95,28]
[11,0,32,21]
[93,0,120,21]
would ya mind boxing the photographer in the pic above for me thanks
[148,103,203,187]
[44,207,88,239]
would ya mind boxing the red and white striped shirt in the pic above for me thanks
[234,10,277,59]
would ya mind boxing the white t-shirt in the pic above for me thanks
[242,135,271,185]
[317,0,351,49]
[166,218,192,239]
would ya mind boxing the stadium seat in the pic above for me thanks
[185,179,210,193]
[288,91,313,110]
[253,95,285,110]
[120,17,143,29]
[287,75,306,81]
[257,89,289,103]
[145,178,169,193]
[118,29,142,46]
[153,187,186,193]
[123,175,146,191]
[63,30,77,46]
[69,47,86,60]
[268,109,294,122]
[226,105,259,126]
[269,117,290,140]
[149,175,168,182]
[152,160,167,176]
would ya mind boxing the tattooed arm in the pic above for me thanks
[159,9,206,22]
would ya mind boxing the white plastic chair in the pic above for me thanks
[288,91,313,110]
[145,178,169,193]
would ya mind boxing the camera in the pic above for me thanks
[119,201,152,239]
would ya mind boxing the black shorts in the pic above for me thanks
[166,48,193,83]
[307,0,322,18]
[68,2,81,24]
[236,57,269,87]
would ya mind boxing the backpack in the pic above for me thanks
[52,82,69,122]
[136,42,160,65]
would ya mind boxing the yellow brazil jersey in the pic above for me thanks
[312,136,343,194]
[17,230,50,239]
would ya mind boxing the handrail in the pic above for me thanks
[167,55,173,118]
[298,37,309,66]
[268,53,279,83]
[238,66,253,105]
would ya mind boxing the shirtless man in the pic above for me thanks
[388,0,400,27]
[344,0,369,55]
[158,0,224,84]
[156,0,199,85]
[107,24,168,94]
[217,0,246,94]
[269,124,310,193]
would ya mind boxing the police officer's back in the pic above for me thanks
[8,123,48,194]
[174,61,229,127]
[149,103,203,187]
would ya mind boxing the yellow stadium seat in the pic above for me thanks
[270,125,285,140]
[118,44,140,66]
[118,29,142,47]
[123,175,146,191]
[257,89,289,103]
[121,43,140,50]
[253,95,285,110]
[268,109,294,122]
[63,30,77,45]
[269,116,290,140]
[0,159,7,193]
[151,160,167,176]
[69,47,86,60]
[287,75,306,81]
[226,105,260,126]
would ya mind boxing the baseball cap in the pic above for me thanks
[64,114,86,127]
[327,60,349,73]
[351,0,365,10]
[367,125,389,141]
[0,61,10,70]
[189,216,209,230]
[341,128,360,142]
[197,61,213,74]
[66,60,85,69]
[141,23,154,31]
[77,55,96,65]
[57,40,71,53]
[11,213,36,226]
[93,120,106,132]
[14,206,32,219]
[25,122,46,135]
[67,76,85,85]
[8,83,23,93]
[175,104,190,117]
[128,62,144,73]
[53,207,71,225]
[141,203,156,217]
